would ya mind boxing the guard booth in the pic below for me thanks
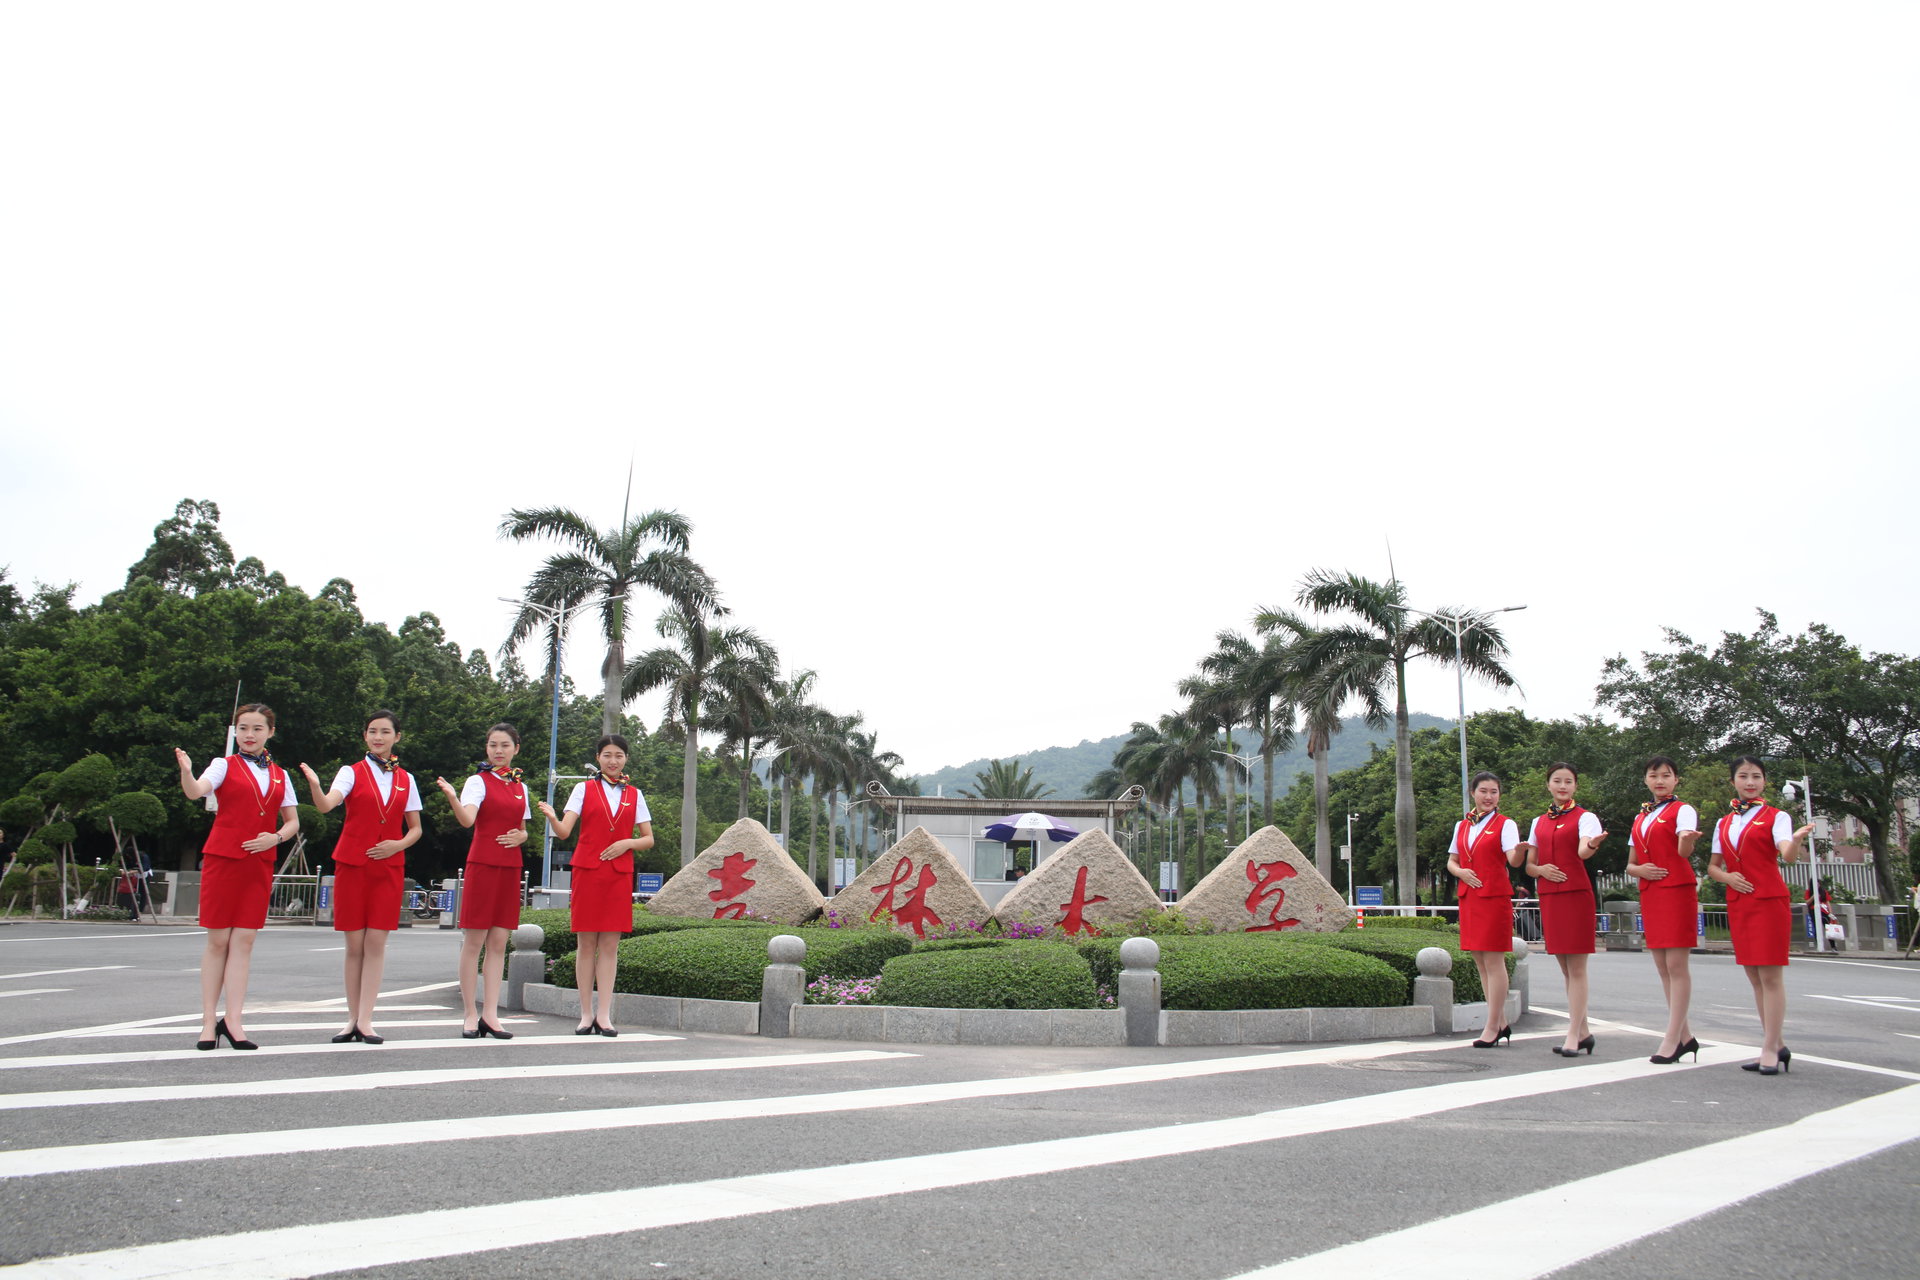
[862,783,1146,907]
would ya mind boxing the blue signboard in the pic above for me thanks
[1355,886,1385,907]
[1634,914,1645,933]
[1890,914,1900,941]
[318,884,332,908]
[636,873,664,895]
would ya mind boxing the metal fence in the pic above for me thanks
[1595,862,1884,902]
[267,875,321,923]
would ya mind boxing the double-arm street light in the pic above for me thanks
[1386,602,1527,820]
[753,744,792,834]
[1213,749,1260,841]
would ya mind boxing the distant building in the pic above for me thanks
[862,782,1146,906]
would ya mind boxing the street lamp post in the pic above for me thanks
[1387,602,1527,819]
[499,593,625,890]
[1782,776,1827,954]
[1346,810,1359,905]
[753,744,792,836]
[1213,749,1260,841]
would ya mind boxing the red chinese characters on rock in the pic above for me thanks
[708,850,758,920]
[1244,859,1302,932]
[870,856,944,937]
[1055,865,1108,936]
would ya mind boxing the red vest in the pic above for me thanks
[333,760,411,867]
[1631,799,1697,891]
[1531,807,1592,895]
[1454,814,1513,898]
[466,771,527,868]
[205,757,288,860]
[569,780,639,873]
[1718,805,1789,899]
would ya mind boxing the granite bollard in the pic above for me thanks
[760,934,807,1037]
[1510,935,1531,1015]
[1412,946,1453,1035]
[504,923,545,1011]
[1117,936,1161,1047]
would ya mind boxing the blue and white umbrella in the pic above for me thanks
[982,812,1080,845]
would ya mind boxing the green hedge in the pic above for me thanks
[1299,929,1512,1005]
[550,950,576,988]
[912,936,1011,954]
[599,923,916,1000]
[875,940,1097,1010]
[515,905,755,966]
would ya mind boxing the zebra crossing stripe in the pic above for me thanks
[2,1051,1738,1278]
[1223,1082,1920,1279]
[0,1048,912,1110]
[0,1034,679,1072]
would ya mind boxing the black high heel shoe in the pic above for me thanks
[595,1023,618,1038]
[1743,1043,1790,1073]
[355,1027,384,1045]
[215,1018,258,1051]
[575,1024,597,1036]
[460,1017,483,1039]
[196,1028,218,1051]
[1650,1036,1698,1064]
[330,1029,361,1044]
[478,1018,513,1040]
[1753,1045,1791,1076]
[1553,1034,1596,1057]
[1471,1024,1512,1049]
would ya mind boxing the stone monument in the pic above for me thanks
[993,828,1162,935]
[1175,825,1353,933]
[825,826,993,937]
[648,817,825,924]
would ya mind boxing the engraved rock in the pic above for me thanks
[1175,825,1354,933]
[649,818,824,924]
[994,828,1162,935]
[826,827,993,937]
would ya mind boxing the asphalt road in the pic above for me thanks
[0,921,1915,1280]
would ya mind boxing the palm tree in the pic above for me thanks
[1255,609,1373,880]
[957,759,1054,801]
[500,506,718,736]
[1288,569,1518,905]
[763,669,821,843]
[625,604,778,865]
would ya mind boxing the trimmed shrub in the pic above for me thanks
[550,951,577,989]
[912,935,1010,954]
[797,926,914,980]
[13,838,54,867]
[1299,930,1512,1005]
[615,927,779,1001]
[1144,935,1405,1010]
[874,941,1097,1010]
[36,820,76,847]
[514,904,743,966]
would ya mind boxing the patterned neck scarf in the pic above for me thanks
[1640,795,1677,816]
[488,765,525,784]
[1729,796,1764,817]
[239,750,274,769]
[366,753,399,773]
[1546,801,1578,820]
[599,771,630,788]
[1465,807,1498,825]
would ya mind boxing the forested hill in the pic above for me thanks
[914,713,1454,800]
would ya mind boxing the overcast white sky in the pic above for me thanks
[3,3,1915,776]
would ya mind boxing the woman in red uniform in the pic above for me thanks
[1708,756,1812,1075]
[435,723,530,1039]
[173,703,299,1051]
[1627,755,1701,1063]
[537,734,654,1036]
[300,710,423,1044]
[1519,762,1608,1056]
[1446,771,1524,1047]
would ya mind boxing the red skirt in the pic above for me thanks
[569,862,634,933]
[1540,889,1596,955]
[459,862,522,931]
[1640,886,1699,949]
[333,859,404,932]
[1458,893,1514,952]
[1727,892,1790,966]
[199,851,274,930]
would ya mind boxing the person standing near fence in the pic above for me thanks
[1708,756,1813,1076]
[300,710,423,1045]
[174,703,298,1051]
[436,723,530,1039]
[1519,762,1608,1057]
[1627,755,1701,1064]
[1447,771,1524,1047]
[537,733,654,1036]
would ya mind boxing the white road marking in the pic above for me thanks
[1795,957,1920,972]
[0,932,205,944]
[1807,994,1919,1013]
[0,967,131,980]
[306,947,345,952]
[1225,1083,1920,1279]
[1,1052,1729,1276]
[0,1049,913,1110]
[0,1039,1710,1180]
[0,1034,682,1071]
[0,988,68,999]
